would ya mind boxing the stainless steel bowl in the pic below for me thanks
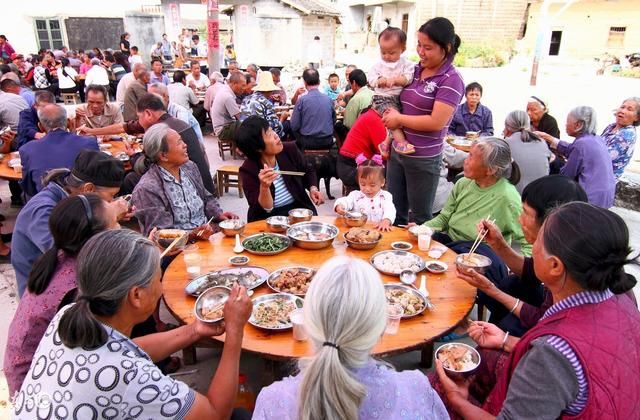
[288,208,313,224]
[218,219,246,237]
[266,216,290,233]
[455,253,492,275]
[287,222,338,250]
[344,211,368,227]
[343,231,381,250]
[435,343,481,379]
[194,286,230,323]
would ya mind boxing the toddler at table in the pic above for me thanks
[334,154,396,231]
[368,26,416,157]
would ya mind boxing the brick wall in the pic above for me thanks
[301,15,337,66]
[416,0,528,46]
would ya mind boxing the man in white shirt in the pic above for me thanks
[167,70,199,112]
[84,58,110,91]
[185,62,210,91]
[128,46,143,65]
[190,35,208,75]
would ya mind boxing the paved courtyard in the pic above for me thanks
[0,58,639,414]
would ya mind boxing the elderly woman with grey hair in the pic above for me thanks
[14,229,254,419]
[132,123,238,239]
[503,110,551,193]
[253,256,448,419]
[601,97,640,179]
[536,106,617,208]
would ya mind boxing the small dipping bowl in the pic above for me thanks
[425,260,448,274]
[391,241,413,251]
[194,286,231,323]
[266,216,290,233]
[288,208,313,224]
[399,269,417,285]
[218,219,246,237]
[435,342,481,379]
[228,255,249,266]
[344,211,368,227]
[455,253,492,275]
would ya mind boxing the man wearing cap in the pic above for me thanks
[239,71,288,139]
[11,150,126,297]
[19,104,99,198]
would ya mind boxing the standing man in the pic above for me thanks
[307,36,322,70]
[290,68,335,150]
[161,34,172,62]
[191,35,208,75]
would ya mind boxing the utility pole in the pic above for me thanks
[530,0,551,86]
[207,0,221,72]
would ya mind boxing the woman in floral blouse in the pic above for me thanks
[601,97,639,179]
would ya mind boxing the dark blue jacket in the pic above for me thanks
[11,182,68,297]
[15,107,39,149]
[19,130,99,199]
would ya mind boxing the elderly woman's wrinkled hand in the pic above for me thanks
[194,318,226,338]
[382,108,402,129]
[259,164,279,188]
[435,359,470,405]
[533,131,555,144]
[456,267,494,293]
[218,212,239,221]
[468,320,505,350]
[224,284,252,336]
[190,223,214,241]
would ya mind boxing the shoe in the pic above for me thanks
[392,141,415,155]
[378,141,390,159]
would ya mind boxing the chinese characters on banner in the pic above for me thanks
[208,0,219,12]
[169,3,180,34]
[238,4,250,23]
[207,20,220,49]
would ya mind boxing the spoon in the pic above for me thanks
[419,274,435,310]
[399,269,417,286]
[233,234,244,253]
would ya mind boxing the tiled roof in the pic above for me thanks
[282,0,341,17]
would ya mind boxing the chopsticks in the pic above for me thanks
[197,215,217,238]
[160,231,188,258]
[467,214,494,260]
[274,170,305,176]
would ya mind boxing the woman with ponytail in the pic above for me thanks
[4,194,118,396]
[254,256,447,419]
[503,110,551,193]
[14,229,253,419]
[435,202,639,418]
[382,16,465,225]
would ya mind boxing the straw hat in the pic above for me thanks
[252,70,278,92]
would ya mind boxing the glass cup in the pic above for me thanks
[183,244,202,279]
[418,230,433,251]
[385,303,403,335]
[290,309,308,341]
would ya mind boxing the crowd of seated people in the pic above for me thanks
[1,16,639,419]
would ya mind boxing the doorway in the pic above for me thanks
[549,30,562,56]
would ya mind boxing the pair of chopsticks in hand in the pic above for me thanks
[274,170,305,176]
[467,214,496,259]
[158,216,216,257]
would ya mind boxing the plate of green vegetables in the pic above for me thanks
[242,233,291,256]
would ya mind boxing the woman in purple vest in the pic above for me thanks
[434,202,639,419]
[381,17,464,224]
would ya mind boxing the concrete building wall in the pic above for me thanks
[301,15,337,66]
[0,0,156,53]
[521,0,640,59]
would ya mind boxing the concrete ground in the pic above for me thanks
[0,59,639,414]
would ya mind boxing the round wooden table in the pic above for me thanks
[163,216,476,361]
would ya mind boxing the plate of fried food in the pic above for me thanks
[344,227,382,250]
[267,267,316,296]
[384,284,427,318]
[249,293,304,330]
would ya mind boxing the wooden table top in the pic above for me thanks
[163,216,476,360]
[0,139,133,182]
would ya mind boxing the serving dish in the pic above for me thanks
[249,293,304,330]
[384,283,427,318]
[370,250,425,276]
[185,266,269,296]
[266,266,315,296]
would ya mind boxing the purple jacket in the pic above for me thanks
[448,102,494,136]
[19,130,99,199]
[557,134,616,208]
[132,161,223,236]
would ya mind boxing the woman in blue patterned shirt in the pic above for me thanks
[600,97,639,179]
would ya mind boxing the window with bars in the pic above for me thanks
[607,26,626,48]
[35,19,64,50]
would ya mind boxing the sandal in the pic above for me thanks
[378,141,390,158]
[392,140,415,155]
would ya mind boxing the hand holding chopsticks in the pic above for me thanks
[160,231,188,258]
[197,215,217,238]
[467,214,495,260]
[273,170,305,176]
